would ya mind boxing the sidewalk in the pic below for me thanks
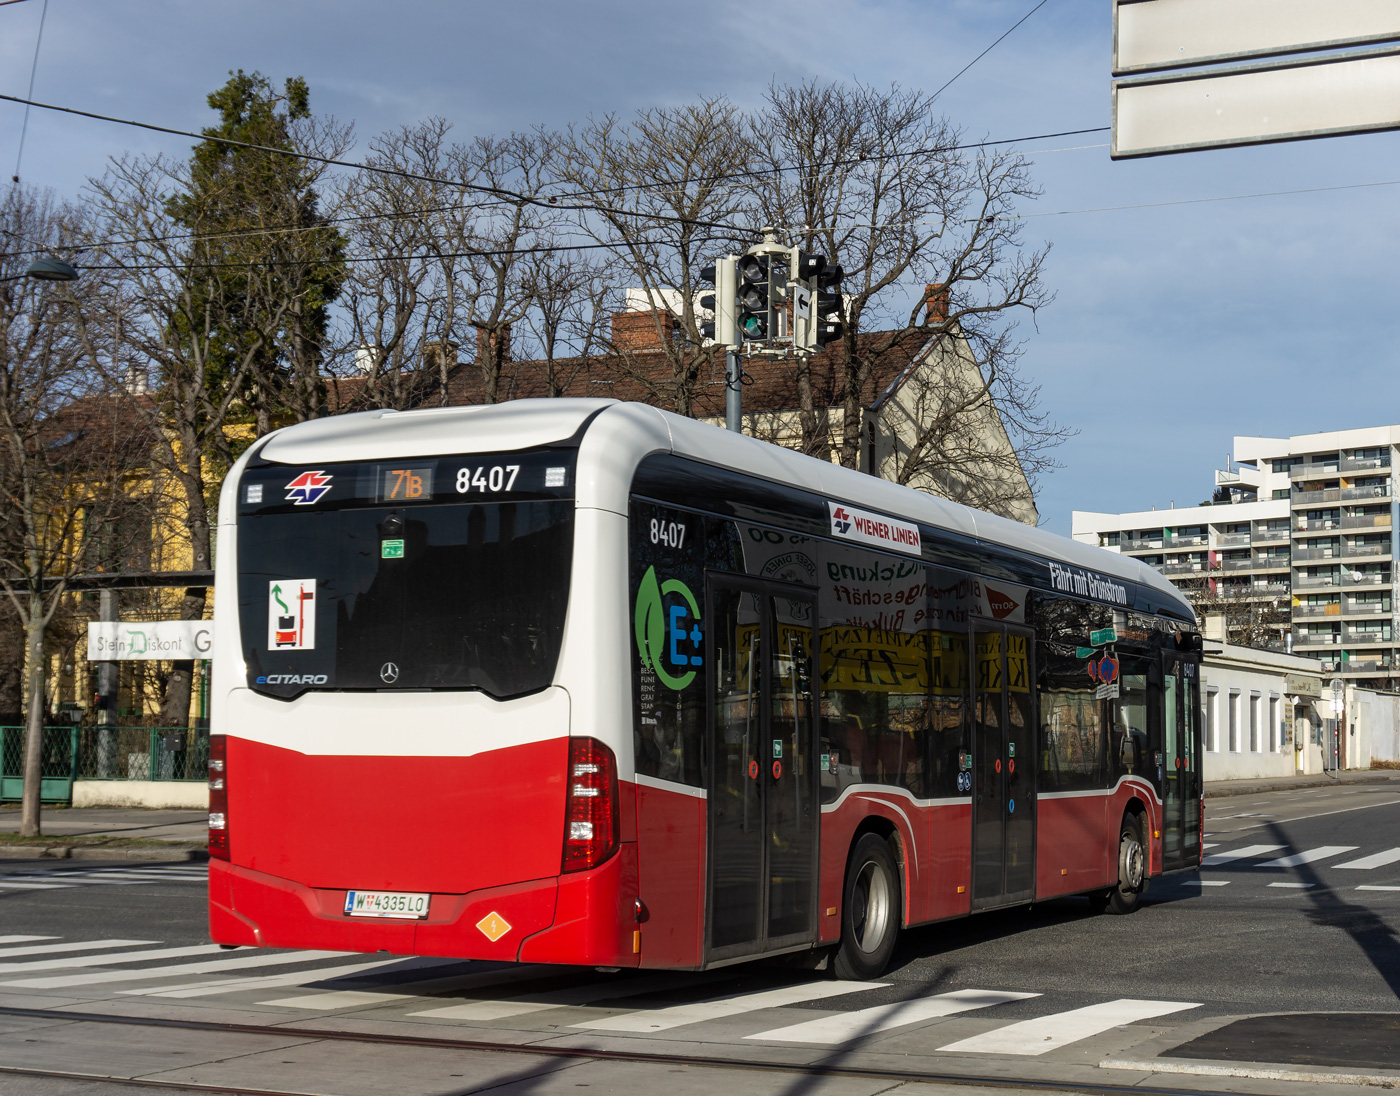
[1204,769,1400,798]
[0,805,206,860]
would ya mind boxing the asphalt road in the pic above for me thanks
[0,782,1398,1095]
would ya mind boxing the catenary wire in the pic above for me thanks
[930,0,1052,103]
[10,0,48,183]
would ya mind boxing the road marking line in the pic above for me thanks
[1267,882,1314,889]
[0,939,157,959]
[1260,846,1358,868]
[0,935,55,944]
[0,943,222,974]
[48,872,204,881]
[573,980,883,1032]
[1180,880,1230,886]
[1200,845,1285,866]
[749,988,1039,1044]
[121,958,410,998]
[260,989,418,1010]
[255,965,548,1009]
[409,972,707,1022]
[1202,843,1219,850]
[1334,848,1400,870]
[4,949,352,990]
[0,882,77,890]
[1357,885,1400,892]
[936,999,1200,1056]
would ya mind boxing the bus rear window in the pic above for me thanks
[238,498,574,700]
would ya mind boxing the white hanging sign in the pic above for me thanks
[87,621,213,661]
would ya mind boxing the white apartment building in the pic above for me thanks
[1073,425,1399,688]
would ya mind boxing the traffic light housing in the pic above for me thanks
[736,254,773,342]
[698,257,738,348]
[813,263,845,349]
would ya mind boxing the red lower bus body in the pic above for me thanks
[211,736,1168,968]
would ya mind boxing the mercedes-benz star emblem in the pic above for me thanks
[379,662,399,683]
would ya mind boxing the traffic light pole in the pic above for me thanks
[725,348,742,433]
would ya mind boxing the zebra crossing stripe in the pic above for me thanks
[749,988,1039,1045]
[1260,846,1357,868]
[0,943,221,975]
[0,939,157,959]
[0,881,76,890]
[4,948,351,990]
[260,989,420,1010]
[1334,848,1400,870]
[0,935,55,944]
[1199,844,1284,866]
[573,980,883,1032]
[937,999,1200,1056]
[258,964,547,1009]
[409,971,706,1022]
[120,958,410,998]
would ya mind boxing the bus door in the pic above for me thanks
[971,625,1037,909]
[705,576,819,963]
[1160,653,1202,870]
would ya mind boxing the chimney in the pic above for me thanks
[923,283,950,326]
[422,340,460,374]
[1203,613,1227,644]
[611,309,674,353]
[475,326,510,365]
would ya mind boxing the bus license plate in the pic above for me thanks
[344,890,430,919]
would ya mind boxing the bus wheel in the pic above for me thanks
[1108,813,1147,915]
[833,833,900,980]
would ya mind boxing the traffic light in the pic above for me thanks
[698,257,738,347]
[736,253,772,342]
[813,262,845,348]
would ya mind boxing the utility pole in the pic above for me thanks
[95,589,118,778]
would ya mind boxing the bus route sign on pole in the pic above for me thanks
[1111,0,1400,158]
[1090,627,1118,647]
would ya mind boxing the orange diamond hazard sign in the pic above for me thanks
[476,911,512,942]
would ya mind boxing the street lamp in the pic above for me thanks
[0,257,80,283]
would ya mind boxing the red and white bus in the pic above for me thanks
[208,399,1202,978]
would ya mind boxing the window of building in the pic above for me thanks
[1228,690,1240,752]
[1269,695,1280,752]
[1103,531,1120,547]
[1273,458,1298,473]
[1206,687,1219,752]
[1250,692,1261,752]
[1273,489,1290,500]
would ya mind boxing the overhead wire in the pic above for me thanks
[10,0,48,183]
[930,0,1052,103]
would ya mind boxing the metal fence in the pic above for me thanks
[0,725,208,803]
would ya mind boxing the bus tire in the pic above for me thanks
[833,833,900,980]
[1108,813,1147,915]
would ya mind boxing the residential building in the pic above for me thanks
[1073,425,1400,689]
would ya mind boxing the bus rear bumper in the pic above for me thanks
[209,846,639,967]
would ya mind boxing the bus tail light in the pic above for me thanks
[562,737,619,873]
[208,735,229,862]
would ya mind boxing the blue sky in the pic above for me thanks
[4,0,1398,534]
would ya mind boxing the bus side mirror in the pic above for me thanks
[1120,737,1138,769]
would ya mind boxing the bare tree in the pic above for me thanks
[558,99,754,416]
[750,80,1063,480]
[517,249,610,397]
[1175,574,1291,650]
[0,185,146,835]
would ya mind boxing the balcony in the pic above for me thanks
[1253,556,1290,570]
[1343,599,1392,618]
[1290,461,1340,480]
[1122,537,1164,551]
[1341,571,1391,587]
[1338,660,1400,675]
[1292,632,1340,648]
[1341,455,1392,473]
[1343,627,1394,645]
[1165,534,1208,548]
[1338,542,1392,560]
[1293,546,1342,561]
[1294,520,1340,536]
[1341,513,1391,530]
[1215,532,1252,547]
[1294,574,1340,590]
[1161,561,1207,576]
[1219,558,1258,572]
[1251,581,1290,595]
[1252,526,1290,544]
[1342,484,1391,501]
[1293,488,1341,505]
[1292,602,1341,619]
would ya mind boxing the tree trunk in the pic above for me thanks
[160,481,212,728]
[19,599,46,837]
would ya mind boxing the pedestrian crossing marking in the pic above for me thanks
[1357,885,1400,892]
[936,999,1199,1056]
[257,964,545,1009]
[1200,844,1285,866]
[0,881,76,890]
[408,971,705,1022]
[572,980,882,1032]
[0,943,221,974]
[0,938,157,960]
[262,989,420,1010]
[1334,848,1400,870]
[749,988,1039,1044]
[0,935,55,944]
[1181,880,1230,886]
[1267,882,1313,888]
[2,948,349,990]
[119,958,410,998]
[1260,846,1357,868]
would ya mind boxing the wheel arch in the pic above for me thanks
[848,815,908,926]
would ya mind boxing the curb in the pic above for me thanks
[1205,772,1400,799]
[1102,1055,1400,1087]
[0,844,207,862]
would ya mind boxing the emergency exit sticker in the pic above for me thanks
[269,580,316,650]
